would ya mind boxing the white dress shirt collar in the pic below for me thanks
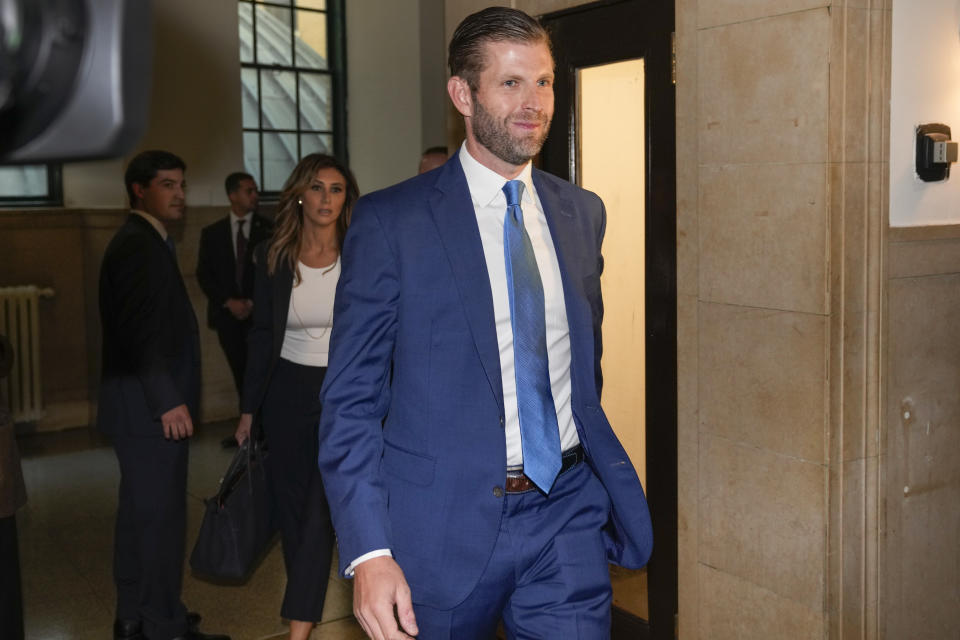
[229,210,252,232]
[131,209,167,240]
[458,143,535,209]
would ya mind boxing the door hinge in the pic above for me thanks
[671,31,677,85]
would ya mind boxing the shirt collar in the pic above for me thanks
[131,209,167,240]
[458,143,535,209]
[229,210,252,227]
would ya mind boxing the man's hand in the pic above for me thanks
[353,556,418,640]
[225,298,253,320]
[235,412,253,444]
[161,404,194,440]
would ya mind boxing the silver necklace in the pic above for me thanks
[290,256,337,339]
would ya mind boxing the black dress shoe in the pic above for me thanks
[170,631,230,640]
[113,618,143,640]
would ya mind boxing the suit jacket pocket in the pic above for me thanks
[383,439,436,487]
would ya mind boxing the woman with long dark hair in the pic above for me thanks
[234,153,359,639]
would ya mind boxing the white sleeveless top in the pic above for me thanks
[280,258,340,367]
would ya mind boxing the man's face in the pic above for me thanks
[133,169,186,224]
[467,39,554,172]
[228,178,259,215]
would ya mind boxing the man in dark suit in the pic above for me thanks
[196,172,272,399]
[318,8,652,640]
[98,150,228,640]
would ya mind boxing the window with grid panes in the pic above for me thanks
[239,0,345,194]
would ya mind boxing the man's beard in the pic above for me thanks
[471,95,551,166]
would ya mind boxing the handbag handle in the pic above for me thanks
[213,412,268,508]
[215,442,250,507]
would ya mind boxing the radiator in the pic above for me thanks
[0,285,55,423]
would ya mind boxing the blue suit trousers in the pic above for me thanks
[413,462,613,639]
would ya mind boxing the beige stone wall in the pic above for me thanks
[677,0,891,638]
[346,0,425,191]
[885,226,960,638]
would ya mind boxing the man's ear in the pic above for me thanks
[447,75,473,118]
[130,182,146,207]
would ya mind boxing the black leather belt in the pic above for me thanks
[504,444,584,493]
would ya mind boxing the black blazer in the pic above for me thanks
[97,214,201,437]
[196,214,273,329]
[240,244,295,415]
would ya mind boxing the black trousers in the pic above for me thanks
[216,316,251,396]
[112,435,190,640]
[261,358,334,622]
[0,514,24,640]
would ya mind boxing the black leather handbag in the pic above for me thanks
[190,432,275,580]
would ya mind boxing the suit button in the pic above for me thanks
[492,486,504,498]
[499,416,504,427]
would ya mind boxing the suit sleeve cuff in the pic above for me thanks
[345,549,393,577]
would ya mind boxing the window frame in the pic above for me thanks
[0,164,64,208]
[239,0,347,198]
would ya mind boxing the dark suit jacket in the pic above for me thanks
[240,244,295,415]
[196,214,273,329]
[318,155,653,609]
[97,214,201,437]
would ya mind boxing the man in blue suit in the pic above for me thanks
[318,7,652,639]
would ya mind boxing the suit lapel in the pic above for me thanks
[127,213,198,332]
[221,218,238,273]
[428,157,504,412]
[128,213,178,270]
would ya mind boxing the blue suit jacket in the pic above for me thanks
[318,155,652,609]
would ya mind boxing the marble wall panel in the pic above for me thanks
[699,163,828,314]
[698,0,828,30]
[699,302,827,462]
[699,434,826,610]
[885,269,960,639]
[698,9,830,166]
[698,564,823,640]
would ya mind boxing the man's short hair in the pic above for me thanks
[422,146,448,157]
[124,150,186,207]
[225,171,255,196]
[448,7,550,91]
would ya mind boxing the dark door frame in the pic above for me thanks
[539,2,677,639]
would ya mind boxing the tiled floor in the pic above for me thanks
[16,420,364,640]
